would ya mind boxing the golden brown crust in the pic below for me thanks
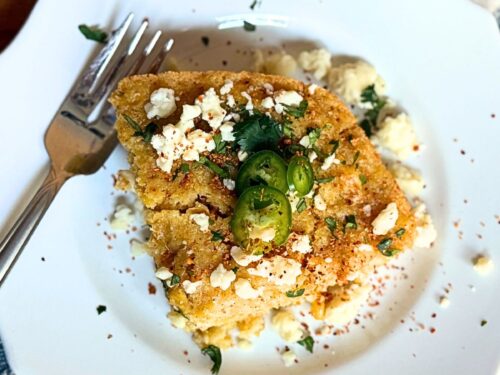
[110,71,417,332]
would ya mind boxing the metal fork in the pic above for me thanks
[0,13,174,286]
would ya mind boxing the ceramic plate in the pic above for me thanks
[0,0,499,374]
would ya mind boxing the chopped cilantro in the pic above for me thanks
[78,24,108,43]
[180,163,190,173]
[232,267,239,274]
[199,156,229,178]
[359,85,386,136]
[201,345,222,375]
[243,21,256,31]
[201,36,210,46]
[296,198,307,213]
[352,151,360,165]
[211,231,224,241]
[307,128,321,146]
[480,319,488,327]
[233,113,283,153]
[359,174,367,185]
[316,177,334,184]
[297,336,314,353]
[377,238,398,256]
[395,228,406,238]
[283,100,308,118]
[286,288,305,298]
[170,274,180,286]
[344,215,357,230]
[325,217,337,233]
[249,0,262,10]
[329,139,340,154]
[213,133,227,154]
[96,305,107,315]
[123,114,158,142]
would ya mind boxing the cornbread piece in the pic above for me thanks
[110,71,417,345]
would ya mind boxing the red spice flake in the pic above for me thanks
[429,327,436,334]
[400,319,405,324]
[476,233,483,239]
[183,350,188,356]
[460,149,466,155]
[107,334,113,339]
[431,313,437,318]
[453,220,460,229]
[491,113,496,118]
[107,245,113,250]
[413,144,420,152]
[148,282,157,295]
[323,344,330,349]
[125,268,131,273]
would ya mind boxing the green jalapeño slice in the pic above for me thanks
[231,186,292,248]
[287,155,314,196]
[235,151,288,194]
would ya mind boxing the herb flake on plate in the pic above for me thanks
[96,305,107,315]
[201,345,222,374]
[283,100,308,118]
[286,288,305,298]
[243,21,256,32]
[78,24,108,43]
[297,336,314,353]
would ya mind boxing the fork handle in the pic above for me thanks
[0,166,68,287]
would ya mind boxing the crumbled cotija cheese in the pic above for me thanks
[299,135,311,148]
[219,122,235,141]
[261,96,275,109]
[226,94,236,107]
[271,309,304,342]
[247,256,302,286]
[219,80,233,95]
[439,296,450,308]
[183,129,215,161]
[290,233,312,254]
[177,104,201,132]
[388,162,425,197]
[413,203,437,248]
[182,280,203,294]
[281,349,297,367]
[241,91,254,112]
[327,60,386,105]
[222,178,235,191]
[151,125,190,173]
[230,246,263,266]
[195,87,226,129]
[237,150,249,162]
[297,48,332,79]
[274,90,303,106]
[321,154,340,171]
[308,150,318,162]
[308,83,318,95]
[314,194,327,211]
[144,88,177,119]
[473,255,494,276]
[374,113,419,160]
[110,204,134,230]
[190,213,210,232]
[357,244,373,252]
[155,267,173,280]
[210,264,236,291]
[324,283,371,325]
[234,278,263,299]
[371,202,399,235]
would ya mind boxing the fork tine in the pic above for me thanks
[67,13,134,116]
[137,36,175,74]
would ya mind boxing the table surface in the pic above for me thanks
[0,0,37,52]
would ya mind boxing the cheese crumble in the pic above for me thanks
[372,202,399,235]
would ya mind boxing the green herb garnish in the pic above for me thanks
[481,319,488,327]
[170,274,180,286]
[297,336,314,353]
[325,217,337,233]
[243,21,256,31]
[395,228,406,238]
[330,139,340,154]
[201,345,222,375]
[96,305,107,315]
[283,100,308,118]
[123,114,158,142]
[213,133,227,154]
[199,156,229,178]
[377,238,398,256]
[286,288,305,298]
[249,0,261,10]
[316,177,334,184]
[232,267,239,273]
[307,128,321,146]
[211,231,224,241]
[78,24,108,43]
[233,113,283,153]
[296,198,307,213]
[359,174,367,185]
[352,151,360,165]
[359,84,386,137]
[344,215,357,230]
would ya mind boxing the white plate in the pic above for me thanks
[1,0,500,374]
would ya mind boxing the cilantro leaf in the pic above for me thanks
[201,345,222,375]
[297,336,314,353]
[211,231,224,241]
[359,85,386,136]
[79,24,108,43]
[316,177,334,184]
[249,0,262,10]
[213,133,227,154]
[170,274,180,286]
[243,21,256,31]
[199,156,229,178]
[325,217,337,232]
[123,114,158,142]
[377,238,398,256]
[296,198,307,212]
[283,100,308,118]
[395,228,406,238]
[233,113,283,153]
[359,174,367,185]
[286,288,305,298]
[344,215,357,230]
[307,128,321,146]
